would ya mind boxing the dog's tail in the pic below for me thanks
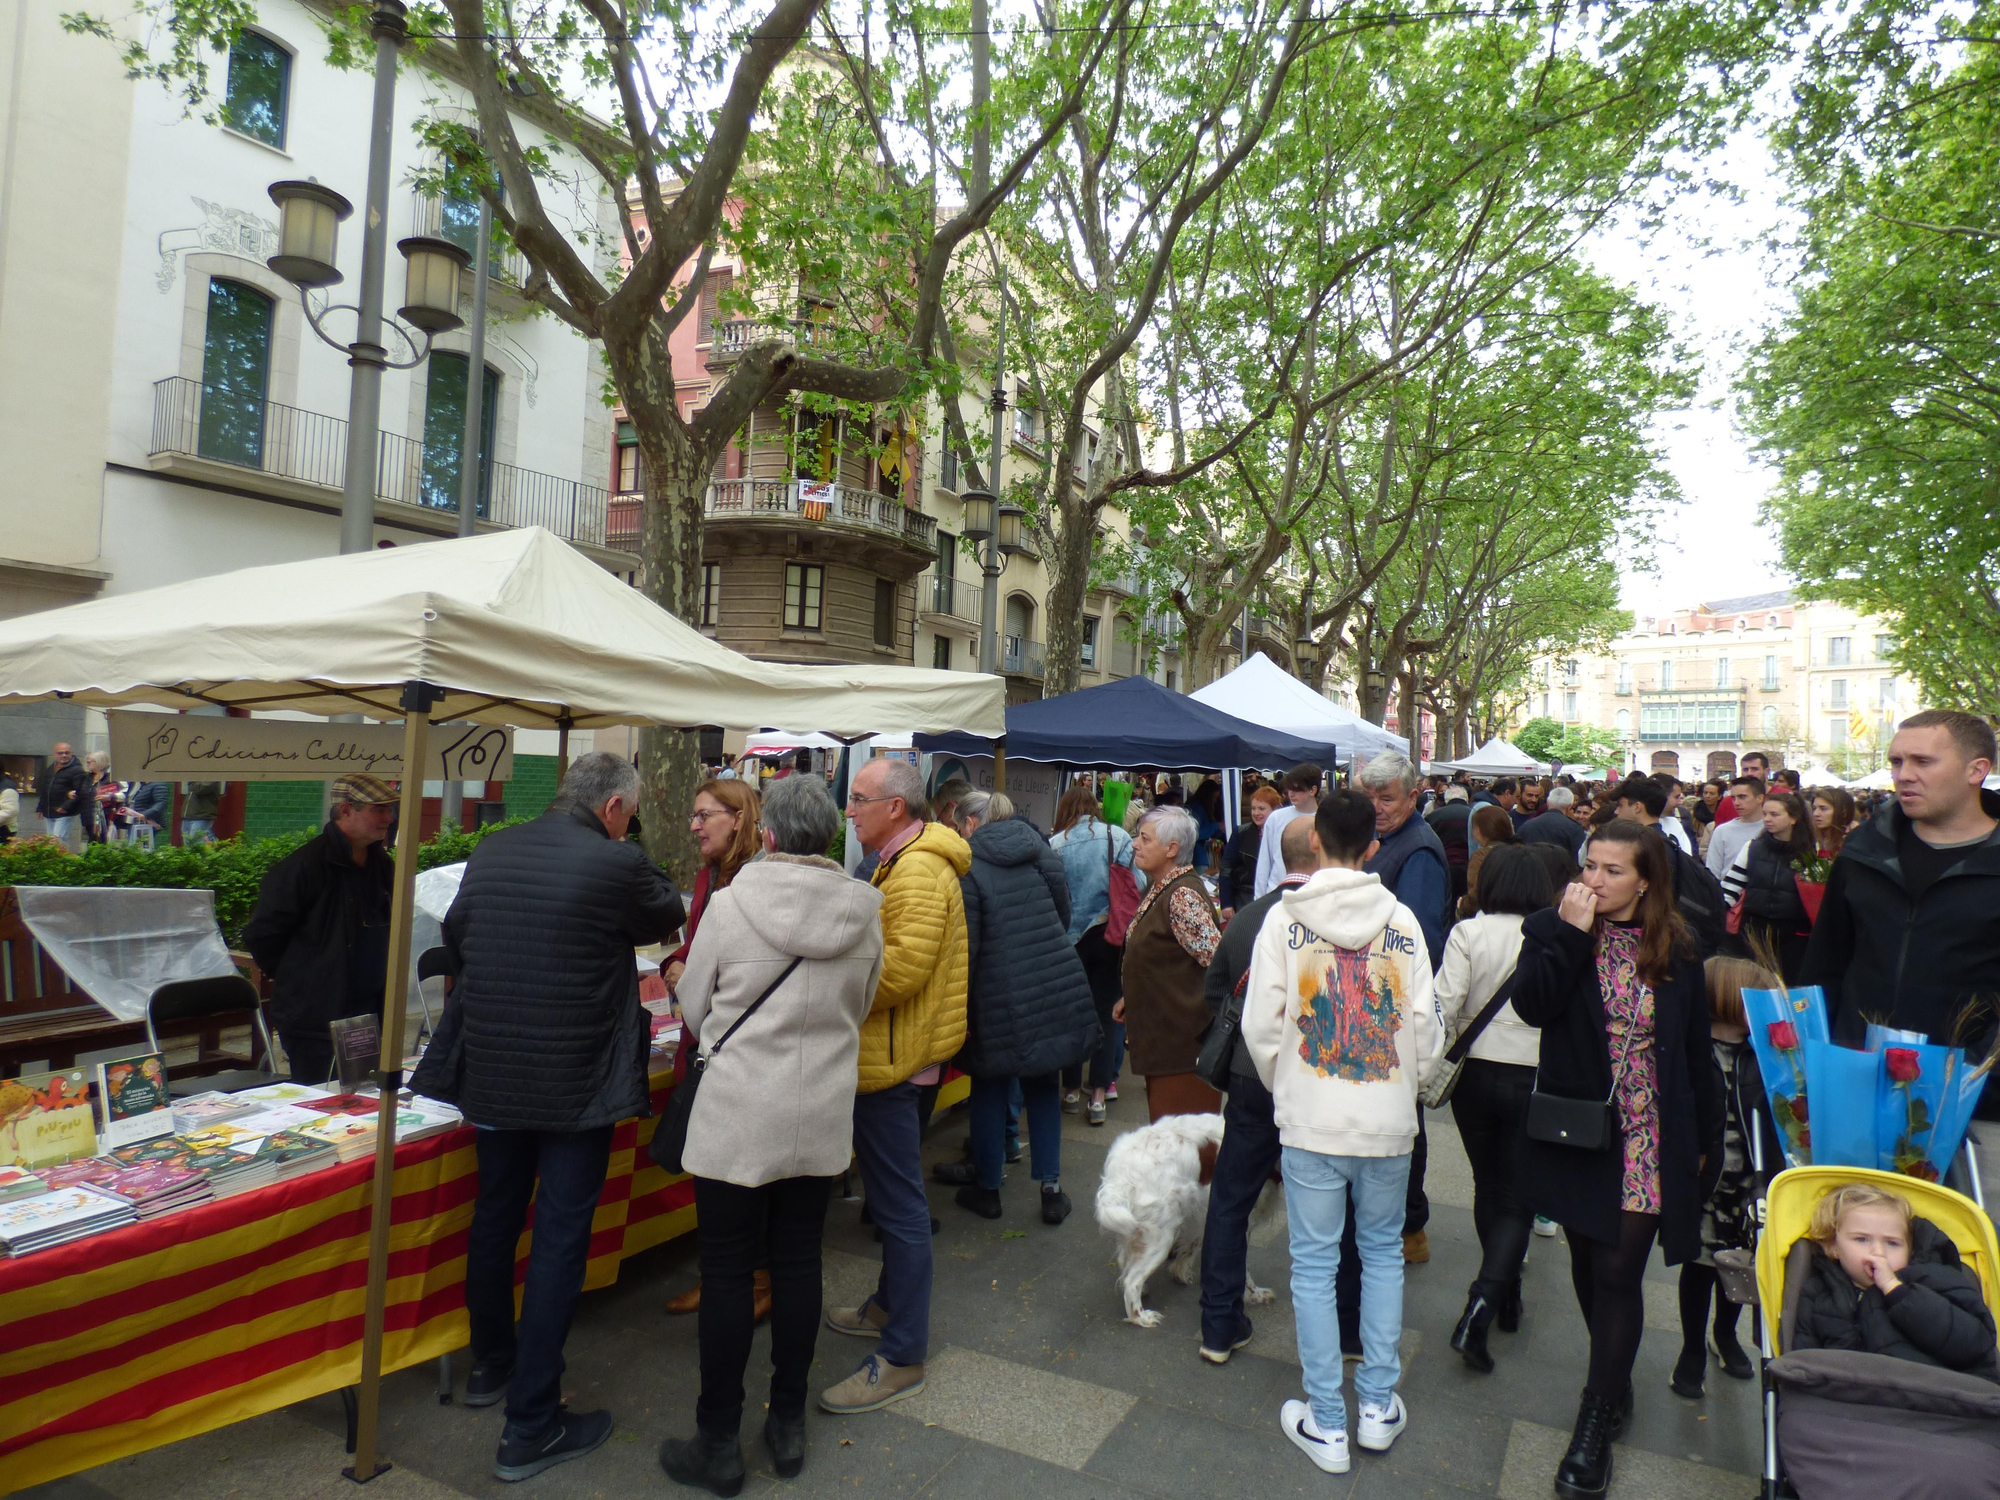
[1093,1178,1140,1240]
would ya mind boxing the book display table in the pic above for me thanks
[0,1069,689,1495]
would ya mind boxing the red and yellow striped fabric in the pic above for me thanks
[0,1073,691,1496]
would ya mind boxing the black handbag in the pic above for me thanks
[1525,998,1639,1152]
[648,956,802,1175]
[1196,971,1250,1091]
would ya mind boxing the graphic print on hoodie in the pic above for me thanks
[1297,942,1405,1083]
[1241,867,1444,1158]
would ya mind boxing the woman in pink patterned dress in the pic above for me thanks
[1513,820,1720,1500]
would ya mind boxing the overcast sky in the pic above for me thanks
[1585,124,1797,620]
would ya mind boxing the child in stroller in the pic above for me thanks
[1790,1181,1998,1381]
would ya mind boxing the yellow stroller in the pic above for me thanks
[1739,1165,2000,1498]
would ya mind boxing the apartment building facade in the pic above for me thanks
[1520,591,1923,780]
[0,0,617,818]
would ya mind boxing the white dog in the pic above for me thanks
[1094,1112,1281,1327]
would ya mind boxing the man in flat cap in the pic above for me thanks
[244,773,399,1082]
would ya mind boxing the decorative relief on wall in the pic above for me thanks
[157,199,280,292]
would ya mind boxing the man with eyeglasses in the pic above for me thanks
[819,756,970,1417]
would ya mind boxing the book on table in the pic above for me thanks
[231,1081,335,1107]
[0,1069,98,1170]
[93,1051,175,1150]
[0,1186,137,1255]
[40,1156,212,1218]
[169,1091,260,1133]
[328,1014,382,1094]
[0,1165,48,1203]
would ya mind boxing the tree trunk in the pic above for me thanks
[629,406,715,887]
[1041,500,1094,696]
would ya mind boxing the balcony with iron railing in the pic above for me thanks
[921,572,983,627]
[149,377,610,548]
[704,317,833,366]
[699,477,937,553]
[1001,635,1046,679]
[409,193,530,288]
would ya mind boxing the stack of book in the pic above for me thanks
[42,1157,212,1220]
[168,1091,261,1134]
[231,1082,337,1109]
[111,1137,268,1199]
[237,1130,340,1182]
[292,1114,376,1164]
[0,1165,48,1203]
[0,1186,137,1255]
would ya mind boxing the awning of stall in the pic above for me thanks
[1189,652,1409,764]
[914,673,1336,772]
[1429,736,1546,777]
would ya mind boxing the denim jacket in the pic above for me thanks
[1049,816,1143,942]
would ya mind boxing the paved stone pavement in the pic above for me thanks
[23,1096,1768,1500]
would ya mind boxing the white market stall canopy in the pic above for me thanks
[1188,653,1409,763]
[743,728,914,756]
[0,527,1004,737]
[1848,766,1896,791]
[1431,736,1546,777]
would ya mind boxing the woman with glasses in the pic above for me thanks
[662,777,764,1320]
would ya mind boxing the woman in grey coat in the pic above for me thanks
[951,790,1099,1226]
[660,774,883,1497]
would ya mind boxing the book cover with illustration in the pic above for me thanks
[328,1015,382,1094]
[94,1052,174,1150]
[0,1070,98,1169]
[0,1164,49,1203]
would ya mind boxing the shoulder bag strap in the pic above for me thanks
[1601,984,1643,1103]
[1444,968,1521,1065]
[706,956,804,1058]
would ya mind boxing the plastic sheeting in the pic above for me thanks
[12,886,239,1023]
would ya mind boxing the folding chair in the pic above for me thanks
[146,974,283,1096]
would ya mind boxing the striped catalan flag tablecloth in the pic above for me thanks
[0,1071,691,1495]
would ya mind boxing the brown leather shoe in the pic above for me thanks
[1402,1230,1430,1265]
[752,1269,773,1325]
[666,1281,702,1315]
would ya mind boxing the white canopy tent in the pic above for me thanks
[1848,766,1896,791]
[1189,653,1409,764]
[742,727,914,757]
[0,527,1003,1478]
[1430,736,1546,778]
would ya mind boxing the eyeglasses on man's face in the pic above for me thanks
[845,792,900,810]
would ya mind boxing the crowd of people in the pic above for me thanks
[173,707,2000,1493]
[0,741,221,849]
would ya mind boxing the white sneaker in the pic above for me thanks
[1357,1392,1407,1452]
[1533,1216,1559,1238]
[1280,1399,1349,1474]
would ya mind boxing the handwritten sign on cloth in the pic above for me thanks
[109,711,513,784]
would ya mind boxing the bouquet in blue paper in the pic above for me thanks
[1861,1025,1988,1183]
[1743,985,1829,1167]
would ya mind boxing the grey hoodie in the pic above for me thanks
[1240,866,1443,1157]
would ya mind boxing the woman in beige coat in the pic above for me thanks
[660,774,883,1496]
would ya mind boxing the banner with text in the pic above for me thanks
[108,712,514,784]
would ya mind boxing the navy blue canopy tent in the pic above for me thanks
[913,674,1336,773]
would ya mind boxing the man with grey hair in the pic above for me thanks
[417,751,684,1481]
[1517,784,1587,857]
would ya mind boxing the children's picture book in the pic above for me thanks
[169,1091,259,1132]
[0,1164,49,1203]
[329,1015,382,1093]
[94,1051,175,1150]
[232,1081,333,1106]
[0,1069,98,1169]
[0,1184,136,1255]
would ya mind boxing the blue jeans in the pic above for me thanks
[180,818,214,845]
[851,1082,932,1367]
[465,1125,616,1440]
[48,815,81,851]
[1199,1072,1282,1348]
[1282,1145,1412,1432]
[971,1073,1060,1189]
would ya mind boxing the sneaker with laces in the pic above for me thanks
[1086,1099,1107,1127]
[1105,1081,1118,1100]
[493,1408,615,1482]
[1356,1393,1407,1452]
[1533,1215,1559,1238]
[824,1300,888,1339]
[1199,1318,1253,1365]
[819,1354,926,1414]
[1280,1399,1349,1474]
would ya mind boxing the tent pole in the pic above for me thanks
[993,736,1007,796]
[556,716,571,775]
[348,682,441,1483]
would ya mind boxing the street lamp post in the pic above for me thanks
[263,0,468,556]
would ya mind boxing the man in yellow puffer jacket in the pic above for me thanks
[821,757,970,1417]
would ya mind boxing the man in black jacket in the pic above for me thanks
[1803,711,2000,1068]
[1518,785,1587,857]
[243,773,398,1083]
[424,752,683,1482]
[1197,815,1317,1363]
[35,742,92,850]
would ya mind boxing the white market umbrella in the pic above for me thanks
[1432,736,1547,777]
[1189,653,1409,762]
[1848,765,1896,791]
[0,527,1002,1477]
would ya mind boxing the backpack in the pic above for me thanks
[1669,842,1727,959]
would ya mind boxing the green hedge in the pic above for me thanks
[0,819,526,945]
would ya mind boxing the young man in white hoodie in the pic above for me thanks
[1242,789,1444,1476]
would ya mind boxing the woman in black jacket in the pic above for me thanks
[952,790,1098,1226]
[1726,791,1816,980]
[1513,819,1722,1500]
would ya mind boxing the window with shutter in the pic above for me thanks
[697,269,731,345]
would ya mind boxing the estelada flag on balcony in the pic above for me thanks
[799,480,832,520]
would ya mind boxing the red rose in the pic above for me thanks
[1768,1021,1799,1051]
[1885,1048,1922,1083]
[1791,1094,1808,1123]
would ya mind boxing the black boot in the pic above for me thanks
[1553,1393,1616,1500]
[955,1184,1002,1219]
[1496,1279,1523,1333]
[1449,1291,1496,1373]
[1607,1381,1634,1440]
[660,1429,746,1498]
[763,1411,806,1479]
[1670,1343,1706,1400]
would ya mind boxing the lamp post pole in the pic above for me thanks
[979,263,1007,676]
[338,0,410,556]
[442,195,492,834]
